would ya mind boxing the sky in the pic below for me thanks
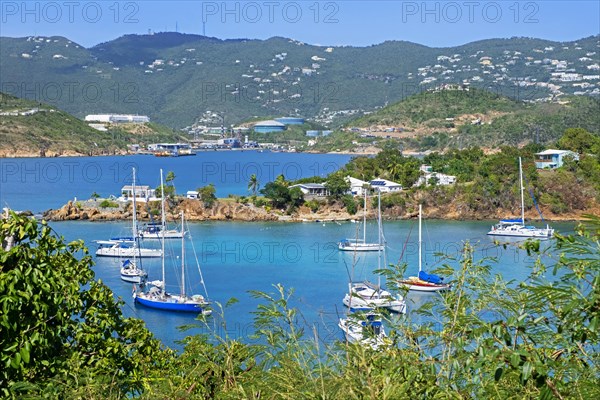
[1,1,599,48]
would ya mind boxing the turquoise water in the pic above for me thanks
[2,152,575,349]
[0,151,352,212]
[49,218,575,350]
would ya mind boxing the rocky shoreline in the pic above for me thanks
[42,197,594,224]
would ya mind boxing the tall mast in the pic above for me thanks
[363,189,367,242]
[132,168,137,243]
[160,169,166,296]
[377,190,381,288]
[519,157,525,225]
[181,211,185,297]
[418,204,422,273]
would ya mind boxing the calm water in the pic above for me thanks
[0,151,352,212]
[49,218,574,350]
[1,152,574,349]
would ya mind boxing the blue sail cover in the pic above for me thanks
[500,218,524,224]
[419,270,444,284]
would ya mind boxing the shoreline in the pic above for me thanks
[39,198,591,224]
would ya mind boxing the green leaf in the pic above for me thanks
[522,361,533,382]
[494,367,503,382]
[20,347,30,364]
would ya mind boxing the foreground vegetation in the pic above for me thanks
[1,210,598,398]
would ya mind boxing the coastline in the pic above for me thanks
[41,197,594,224]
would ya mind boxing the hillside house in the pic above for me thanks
[346,177,370,196]
[415,165,457,186]
[369,178,402,193]
[289,183,329,197]
[534,149,579,169]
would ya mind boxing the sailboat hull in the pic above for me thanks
[338,242,384,252]
[398,277,450,292]
[96,246,162,258]
[134,293,211,314]
[343,283,407,314]
[487,225,554,238]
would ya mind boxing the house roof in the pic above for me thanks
[290,183,327,189]
[369,178,402,187]
[535,149,577,156]
[121,185,152,190]
[254,120,286,127]
[346,176,368,186]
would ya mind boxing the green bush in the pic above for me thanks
[342,195,357,214]
[99,199,119,208]
[305,199,320,213]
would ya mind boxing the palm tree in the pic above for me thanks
[248,174,260,196]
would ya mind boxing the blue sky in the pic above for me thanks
[1,1,599,48]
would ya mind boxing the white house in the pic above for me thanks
[85,114,150,124]
[118,185,158,202]
[186,191,199,199]
[289,183,329,197]
[369,178,402,193]
[346,176,370,196]
[416,165,457,186]
[534,149,579,169]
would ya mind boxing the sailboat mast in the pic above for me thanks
[363,190,367,242]
[419,204,422,273]
[519,157,525,225]
[181,211,185,297]
[132,168,137,242]
[377,190,381,288]
[160,169,166,296]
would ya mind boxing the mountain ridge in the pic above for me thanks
[1,33,598,128]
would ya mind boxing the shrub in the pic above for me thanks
[342,195,357,214]
[99,199,119,208]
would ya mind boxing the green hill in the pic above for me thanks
[341,87,600,150]
[1,33,598,131]
[0,92,187,157]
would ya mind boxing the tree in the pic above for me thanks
[325,171,351,200]
[260,181,296,209]
[90,192,100,201]
[0,213,167,397]
[558,127,600,154]
[165,171,176,185]
[275,174,288,186]
[248,174,260,196]
[198,184,217,208]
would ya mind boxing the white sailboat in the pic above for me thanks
[398,204,450,292]
[488,157,554,238]
[138,221,184,239]
[133,170,211,314]
[342,191,407,314]
[96,168,162,258]
[338,311,389,350]
[339,191,384,252]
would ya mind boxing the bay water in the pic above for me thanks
[0,152,574,349]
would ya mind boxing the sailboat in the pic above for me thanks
[96,168,162,258]
[398,204,450,292]
[487,157,554,238]
[138,221,184,239]
[342,191,407,313]
[338,190,384,252]
[338,311,389,350]
[133,170,211,314]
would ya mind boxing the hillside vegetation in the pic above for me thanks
[1,33,598,129]
[0,92,187,156]
[308,88,600,152]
